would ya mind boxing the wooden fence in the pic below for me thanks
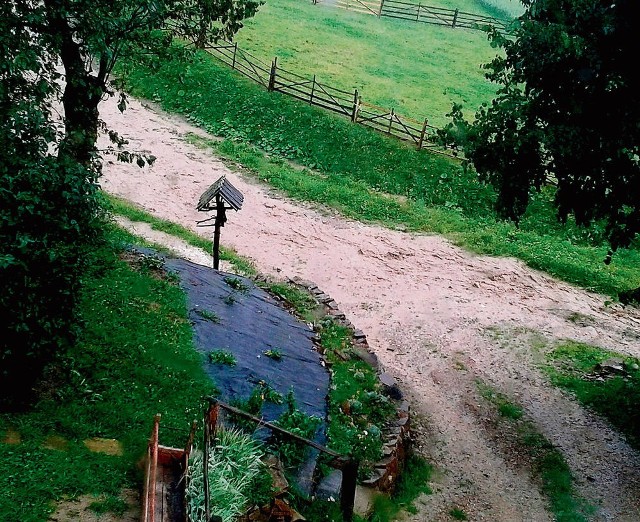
[202,39,447,152]
[379,0,511,32]
[314,0,511,33]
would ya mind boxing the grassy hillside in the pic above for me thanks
[233,0,502,126]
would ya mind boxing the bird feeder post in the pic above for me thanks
[196,175,244,270]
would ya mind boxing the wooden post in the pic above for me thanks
[416,3,421,21]
[203,415,211,522]
[208,402,220,440]
[351,89,359,122]
[146,414,161,522]
[418,118,428,149]
[268,57,278,91]
[378,0,384,17]
[232,42,238,69]
[388,108,395,134]
[212,195,227,270]
[340,460,359,521]
[310,75,316,104]
[452,8,459,28]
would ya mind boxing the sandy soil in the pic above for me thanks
[99,95,640,521]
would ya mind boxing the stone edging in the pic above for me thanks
[288,277,411,493]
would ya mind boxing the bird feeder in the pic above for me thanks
[196,175,243,269]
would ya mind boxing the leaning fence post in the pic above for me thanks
[388,108,395,134]
[268,57,278,91]
[310,75,316,104]
[351,89,360,122]
[418,118,428,149]
[340,460,359,521]
[232,42,238,69]
[416,3,421,21]
[452,8,459,28]
[378,0,384,17]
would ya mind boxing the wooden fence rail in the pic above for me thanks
[201,38,452,154]
[314,0,511,33]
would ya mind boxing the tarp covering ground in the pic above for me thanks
[165,258,330,428]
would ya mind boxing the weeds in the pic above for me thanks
[476,379,591,521]
[208,350,237,366]
[195,309,221,323]
[545,341,640,449]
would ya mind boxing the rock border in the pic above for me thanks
[288,277,411,494]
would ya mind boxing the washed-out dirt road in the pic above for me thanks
[99,95,640,521]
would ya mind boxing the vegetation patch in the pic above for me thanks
[476,380,591,522]
[544,341,640,449]
[208,350,237,366]
[318,319,396,476]
[0,225,214,522]
[186,427,273,522]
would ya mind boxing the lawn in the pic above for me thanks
[232,0,505,126]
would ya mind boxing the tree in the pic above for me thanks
[0,0,260,407]
[441,0,640,259]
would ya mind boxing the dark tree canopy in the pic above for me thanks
[0,0,260,407]
[442,0,640,255]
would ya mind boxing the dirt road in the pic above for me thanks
[100,95,640,521]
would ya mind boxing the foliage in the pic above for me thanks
[0,1,105,407]
[0,226,214,521]
[441,0,640,260]
[318,320,395,474]
[264,349,283,361]
[271,390,322,469]
[208,350,237,366]
[186,427,269,522]
[545,341,640,449]
[88,495,129,516]
[195,309,222,323]
[1,0,261,406]
[224,276,250,293]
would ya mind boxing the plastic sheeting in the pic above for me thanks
[165,258,330,431]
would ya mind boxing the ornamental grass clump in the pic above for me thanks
[186,427,268,522]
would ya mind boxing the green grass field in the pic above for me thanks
[233,0,506,126]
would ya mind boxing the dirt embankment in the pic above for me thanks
[100,95,640,521]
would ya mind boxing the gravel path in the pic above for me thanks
[100,95,640,521]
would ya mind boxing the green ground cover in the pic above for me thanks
[0,225,214,521]
[233,0,502,126]
[545,341,640,450]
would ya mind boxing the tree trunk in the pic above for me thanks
[45,0,104,169]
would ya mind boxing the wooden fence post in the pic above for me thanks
[378,0,384,17]
[310,75,316,104]
[452,8,459,28]
[232,42,238,69]
[416,3,421,21]
[418,118,428,149]
[268,57,278,91]
[351,89,360,122]
[388,108,395,134]
[203,415,211,522]
[340,460,359,521]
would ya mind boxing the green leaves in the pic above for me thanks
[453,0,640,254]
